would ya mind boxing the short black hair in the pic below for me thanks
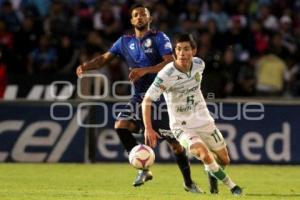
[174,33,197,49]
[130,4,151,15]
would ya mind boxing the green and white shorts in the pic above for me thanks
[172,125,226,152]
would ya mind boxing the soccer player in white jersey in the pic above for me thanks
[142,33,243,195]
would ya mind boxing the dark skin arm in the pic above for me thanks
[76,52,114,78]
[128,54,173,82]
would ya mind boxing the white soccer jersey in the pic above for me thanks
[146,57,214,130]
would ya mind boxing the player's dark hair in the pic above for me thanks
[130,4,151,15]
[174,33,197,49]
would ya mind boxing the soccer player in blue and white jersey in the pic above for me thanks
[76,5,201,192]
[142,34,243,195]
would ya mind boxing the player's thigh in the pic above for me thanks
[198,128,227,152]
[174,128,204,152]
[115,100,140,133]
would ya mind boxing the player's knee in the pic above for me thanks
[190,143,210,162]
[219,155,230,166]
[169,142,184,154]
[114,120,136,131]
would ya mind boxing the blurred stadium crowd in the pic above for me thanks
[0,0,300,98]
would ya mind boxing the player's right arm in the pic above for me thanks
[142,96,161,148]
[76,52,114,78]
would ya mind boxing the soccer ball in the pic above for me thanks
[129,144,155,169]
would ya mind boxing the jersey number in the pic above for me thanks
[187,95,194,105]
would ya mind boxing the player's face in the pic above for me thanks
[175,42,196,67]
[131,7,151,31]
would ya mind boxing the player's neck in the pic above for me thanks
[175,60,192,73]
[135,28,150,38]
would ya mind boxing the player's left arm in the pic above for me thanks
[129,54,173,82]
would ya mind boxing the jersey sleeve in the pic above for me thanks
[156,32,173,56]
[145,67,173,101]
[193,57,205,75]
[108,37,122,56]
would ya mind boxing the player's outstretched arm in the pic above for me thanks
[128,54,173,82]
[76,52,114,78]
[142,96,161,148]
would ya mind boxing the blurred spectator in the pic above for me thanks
[179,0,203,34]
[279,15,297,55]
[27,34,57,74]
[258,5,279,31]
[57,35,79,74]
[202,51,230,98]
[0,20,14,49]
[14,16,40,72]
[268,32,291,60]
[249,19,269,55]
[93,1,122,41]
[20,0,51,17]
[79,31,106,64]
[71,1,93,45]
[222,47,239,96]
[202,0,229,33]
[235,57,256,96]
[0,47,7,98]
[0,0,22,32]
[152,2,176,36]
[256,54,287,96]
[205,18,224,50]
[44,1,72,41]
[223,15,252,62]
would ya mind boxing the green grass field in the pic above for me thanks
[0,164,299,200]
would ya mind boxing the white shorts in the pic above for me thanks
[173,125,226,152]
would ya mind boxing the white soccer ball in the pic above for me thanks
[129,144,155,169]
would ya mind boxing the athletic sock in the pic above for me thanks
[205,161,236,189]
[115,128,138,153]
[174,150,193,186]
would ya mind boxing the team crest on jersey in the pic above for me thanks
[143,39,152,48]
[143,39,153,53]
[194,72,201,82]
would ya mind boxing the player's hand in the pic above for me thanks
[129,68,149,82]
[76,63,86,78]
[144,128,161,148]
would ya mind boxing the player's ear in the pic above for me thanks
[130,17,134,25]
[149,16,153,23]
[192,48,197,56]
[173,53,177,60]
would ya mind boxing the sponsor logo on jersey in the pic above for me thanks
[165,67,175,76]
[154,77,163,87]
[144,48,153,53]
[153,77,166,91]
[195,72,201,82]
[129,43,135,50]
